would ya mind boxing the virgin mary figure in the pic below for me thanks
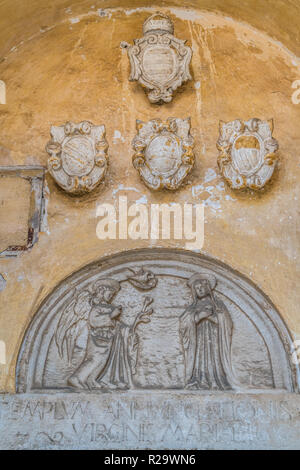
[179,273,240,390]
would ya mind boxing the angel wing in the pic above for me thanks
[55,290,91,364]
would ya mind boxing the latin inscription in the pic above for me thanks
[1,393,299,449]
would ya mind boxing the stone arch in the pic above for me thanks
[16,249,299,393]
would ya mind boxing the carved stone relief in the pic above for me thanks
[17,249,299,394]
[126,12,192,103]
[217,118,279,190]
[2,393,300,449]
[46,121,108,194]
[132,118,194,190]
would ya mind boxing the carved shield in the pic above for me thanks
[141,44,177,86]
[126,13,192,103]
[61,135,95,177]
[231,134,264,177]
[132,118,194,190]
[145,132,182,177]
[217,119,279,190]
[46,121,108,194]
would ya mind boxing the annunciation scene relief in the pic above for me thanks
[17,250,298,394]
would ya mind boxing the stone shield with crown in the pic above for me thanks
[126,12,192,104]
[217,118,279,190]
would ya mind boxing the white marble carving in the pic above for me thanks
[132,117,194,190]
[46,121,108,194]
[16,249,299,394]
[217,118,279,190]
[127,12,192,103]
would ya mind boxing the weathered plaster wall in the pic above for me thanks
[0,176,31,252]
[1,0,300,57]
[0,4,299,392]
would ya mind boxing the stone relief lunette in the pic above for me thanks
[126,12,192,103]
[46,121,109,195]
[217,118,279,190]
[56,271,241,392]
[16,250,299,394]
[132,117,195,190]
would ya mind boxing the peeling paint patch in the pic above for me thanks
[123,8,153,16]
[204,168,217,183]
[136,195,148,204]
[192,184,221,212]
[98,9,111,18]
[191,184,204,197]
[113,130,125,144]
[225,194,236,201]
[112,185,141,197]
[191,174,237,214]
[70,18,80,24]
[3,6,300,68]
[0,274,6,292]
[216,182,225,191]
[169,7,206,22]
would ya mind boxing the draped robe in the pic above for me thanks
[179,297,240,390]
[69,303,137,389]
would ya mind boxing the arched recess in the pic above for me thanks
[16,249,299,393]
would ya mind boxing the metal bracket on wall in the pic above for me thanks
[0,166,45,257]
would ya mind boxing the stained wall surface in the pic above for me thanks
[0,1,299,393]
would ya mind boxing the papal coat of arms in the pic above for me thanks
[132,117,195,190]
[217,118,279,190]
[46,121,109,194]
[126,12,192,103]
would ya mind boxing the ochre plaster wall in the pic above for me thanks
[0,4,299,392]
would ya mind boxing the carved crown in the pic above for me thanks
[143,12,174,35]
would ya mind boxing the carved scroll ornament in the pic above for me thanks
[46,121,109,195]
[127,12,192,103]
